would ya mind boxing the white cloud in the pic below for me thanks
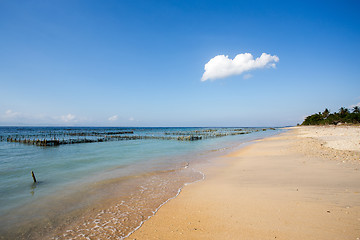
[4,109,20,118]
[0,110,89,125]
[1,109,52,124]
[350,102,360,109]
[243,73,253,80]
[108,115,118,121]
[60,114,76,122]
[129,117,135,121]
[201,53,279,81]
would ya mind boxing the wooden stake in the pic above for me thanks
[31,171,37,183]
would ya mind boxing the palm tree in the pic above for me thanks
[353,106,360,113]
[339,107,349,116]
[322,108,330,118]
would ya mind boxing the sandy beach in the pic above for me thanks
[130,126,360,240]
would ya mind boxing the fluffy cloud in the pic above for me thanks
[201,53,279,81]
[61,114,76,122]
[350,102,360,109]
[108,115,118,121]
[0,110,88,125]
[243,73,253,80]
[4,109,20,118]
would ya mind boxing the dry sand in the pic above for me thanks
[129,127,360,240]
[296,125,360,152]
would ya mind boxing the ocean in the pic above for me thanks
[0,127,282,239]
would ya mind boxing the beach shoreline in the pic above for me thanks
[129,126,360,239]
[0,127,282,240]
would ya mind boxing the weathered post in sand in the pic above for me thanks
[31,171,37,183]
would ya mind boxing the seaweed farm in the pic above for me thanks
[0,126,281,239]
[0,127,276,146]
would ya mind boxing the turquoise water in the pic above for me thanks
[0,127,282,239]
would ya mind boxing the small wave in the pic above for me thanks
[124,167,205,239]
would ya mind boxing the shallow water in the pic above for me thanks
[0,127,282,239]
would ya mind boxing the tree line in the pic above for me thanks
[302,106,360,125]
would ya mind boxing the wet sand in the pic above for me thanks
[130,127,360,239]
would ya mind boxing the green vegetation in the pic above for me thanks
[302,106,360,125]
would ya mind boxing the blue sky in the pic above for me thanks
[1,0,359,127]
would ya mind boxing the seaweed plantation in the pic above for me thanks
[0,127,276,147]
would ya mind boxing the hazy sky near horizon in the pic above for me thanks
[1,0,359,127]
